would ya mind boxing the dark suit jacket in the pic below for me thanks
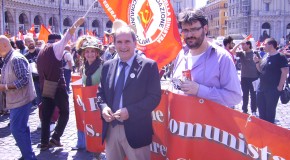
[97,55,161,149]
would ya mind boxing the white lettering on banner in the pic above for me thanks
[150,141,167,157]
[85,124,101,137]
[129,0,138,26]
[152,110,164,122]
[129,0,172,46]
[88,97,100,111]
[156,0,171,43]
[103,0,116,19]
[169,119,286,160]
[76,95,86,111]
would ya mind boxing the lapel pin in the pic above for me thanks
[130,73,135,78]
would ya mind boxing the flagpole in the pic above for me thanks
[83,0,97,18]
[1,0,4,34]
[59,0,62,34]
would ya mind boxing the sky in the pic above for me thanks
[195,1,207,9]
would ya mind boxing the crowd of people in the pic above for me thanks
[0,7,290,160]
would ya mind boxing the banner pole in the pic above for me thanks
[83,1,97,18]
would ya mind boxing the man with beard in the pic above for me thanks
[171,9,242,107]
[223,36,236,63]
[24,36,41,106]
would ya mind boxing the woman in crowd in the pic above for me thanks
[72,35,103,150]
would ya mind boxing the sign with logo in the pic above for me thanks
[99,0,182,69]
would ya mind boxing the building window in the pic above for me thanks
[265,3,270,11]
[80,0,84,6]
[65,0,69,4]
[94,2,99,8]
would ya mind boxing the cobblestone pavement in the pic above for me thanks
[1,73,290,159]
[0,93,97,160]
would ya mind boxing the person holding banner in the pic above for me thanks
[97,22,161,160]
[79,36,103,86]
[253,38,289,123]
[172,9,242,107]
[71,35,104,150]
[37,17,85,151]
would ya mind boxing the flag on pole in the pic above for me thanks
[256,40,261,47]
[103,35,109,45]
[245,34,252,40]
[38,24,51,43]
[86,29,93,36]
[47,25,52,34]
[98,0,182,69]
[18,32,24,40]
[28,24,37,38]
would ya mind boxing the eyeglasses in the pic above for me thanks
[181,26,203,34]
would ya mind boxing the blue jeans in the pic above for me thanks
[10,102,36,160]
[33,80,42,106]
[76,130,86,149]
[257,89,281,123]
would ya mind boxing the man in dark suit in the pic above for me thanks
[97,23,161,159]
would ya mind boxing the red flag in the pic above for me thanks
[98,0,182,69]
[260,41,266,47]
[18,32,24,40]
[28,24,37,37]
[47,25,52,34]
[38,24,51,43]
[86,29,93,36]
[103,35,109,45]
[245,34,252,40]
[109,36,113,44]
[256,40,261,47]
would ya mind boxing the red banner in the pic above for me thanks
[98,0,182,69]
[72,84,84,132]
[81,85,104,153]
[71,80,104,153]
[151,91,169,159]
[165,92,290,160]
[72,86,290,158]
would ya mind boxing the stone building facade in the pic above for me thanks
[203,0,228,38]
[250,0,290,42]
[170,0,196,14]
[0,0,111,38]
[227,0,290,42]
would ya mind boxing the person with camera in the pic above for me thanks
[253,38,289,123]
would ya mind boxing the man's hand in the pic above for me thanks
[180,80,199,96]
[113,108,129,121]
[69,17,85,35]
[102,106,115,122]
[253,54,260,63]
